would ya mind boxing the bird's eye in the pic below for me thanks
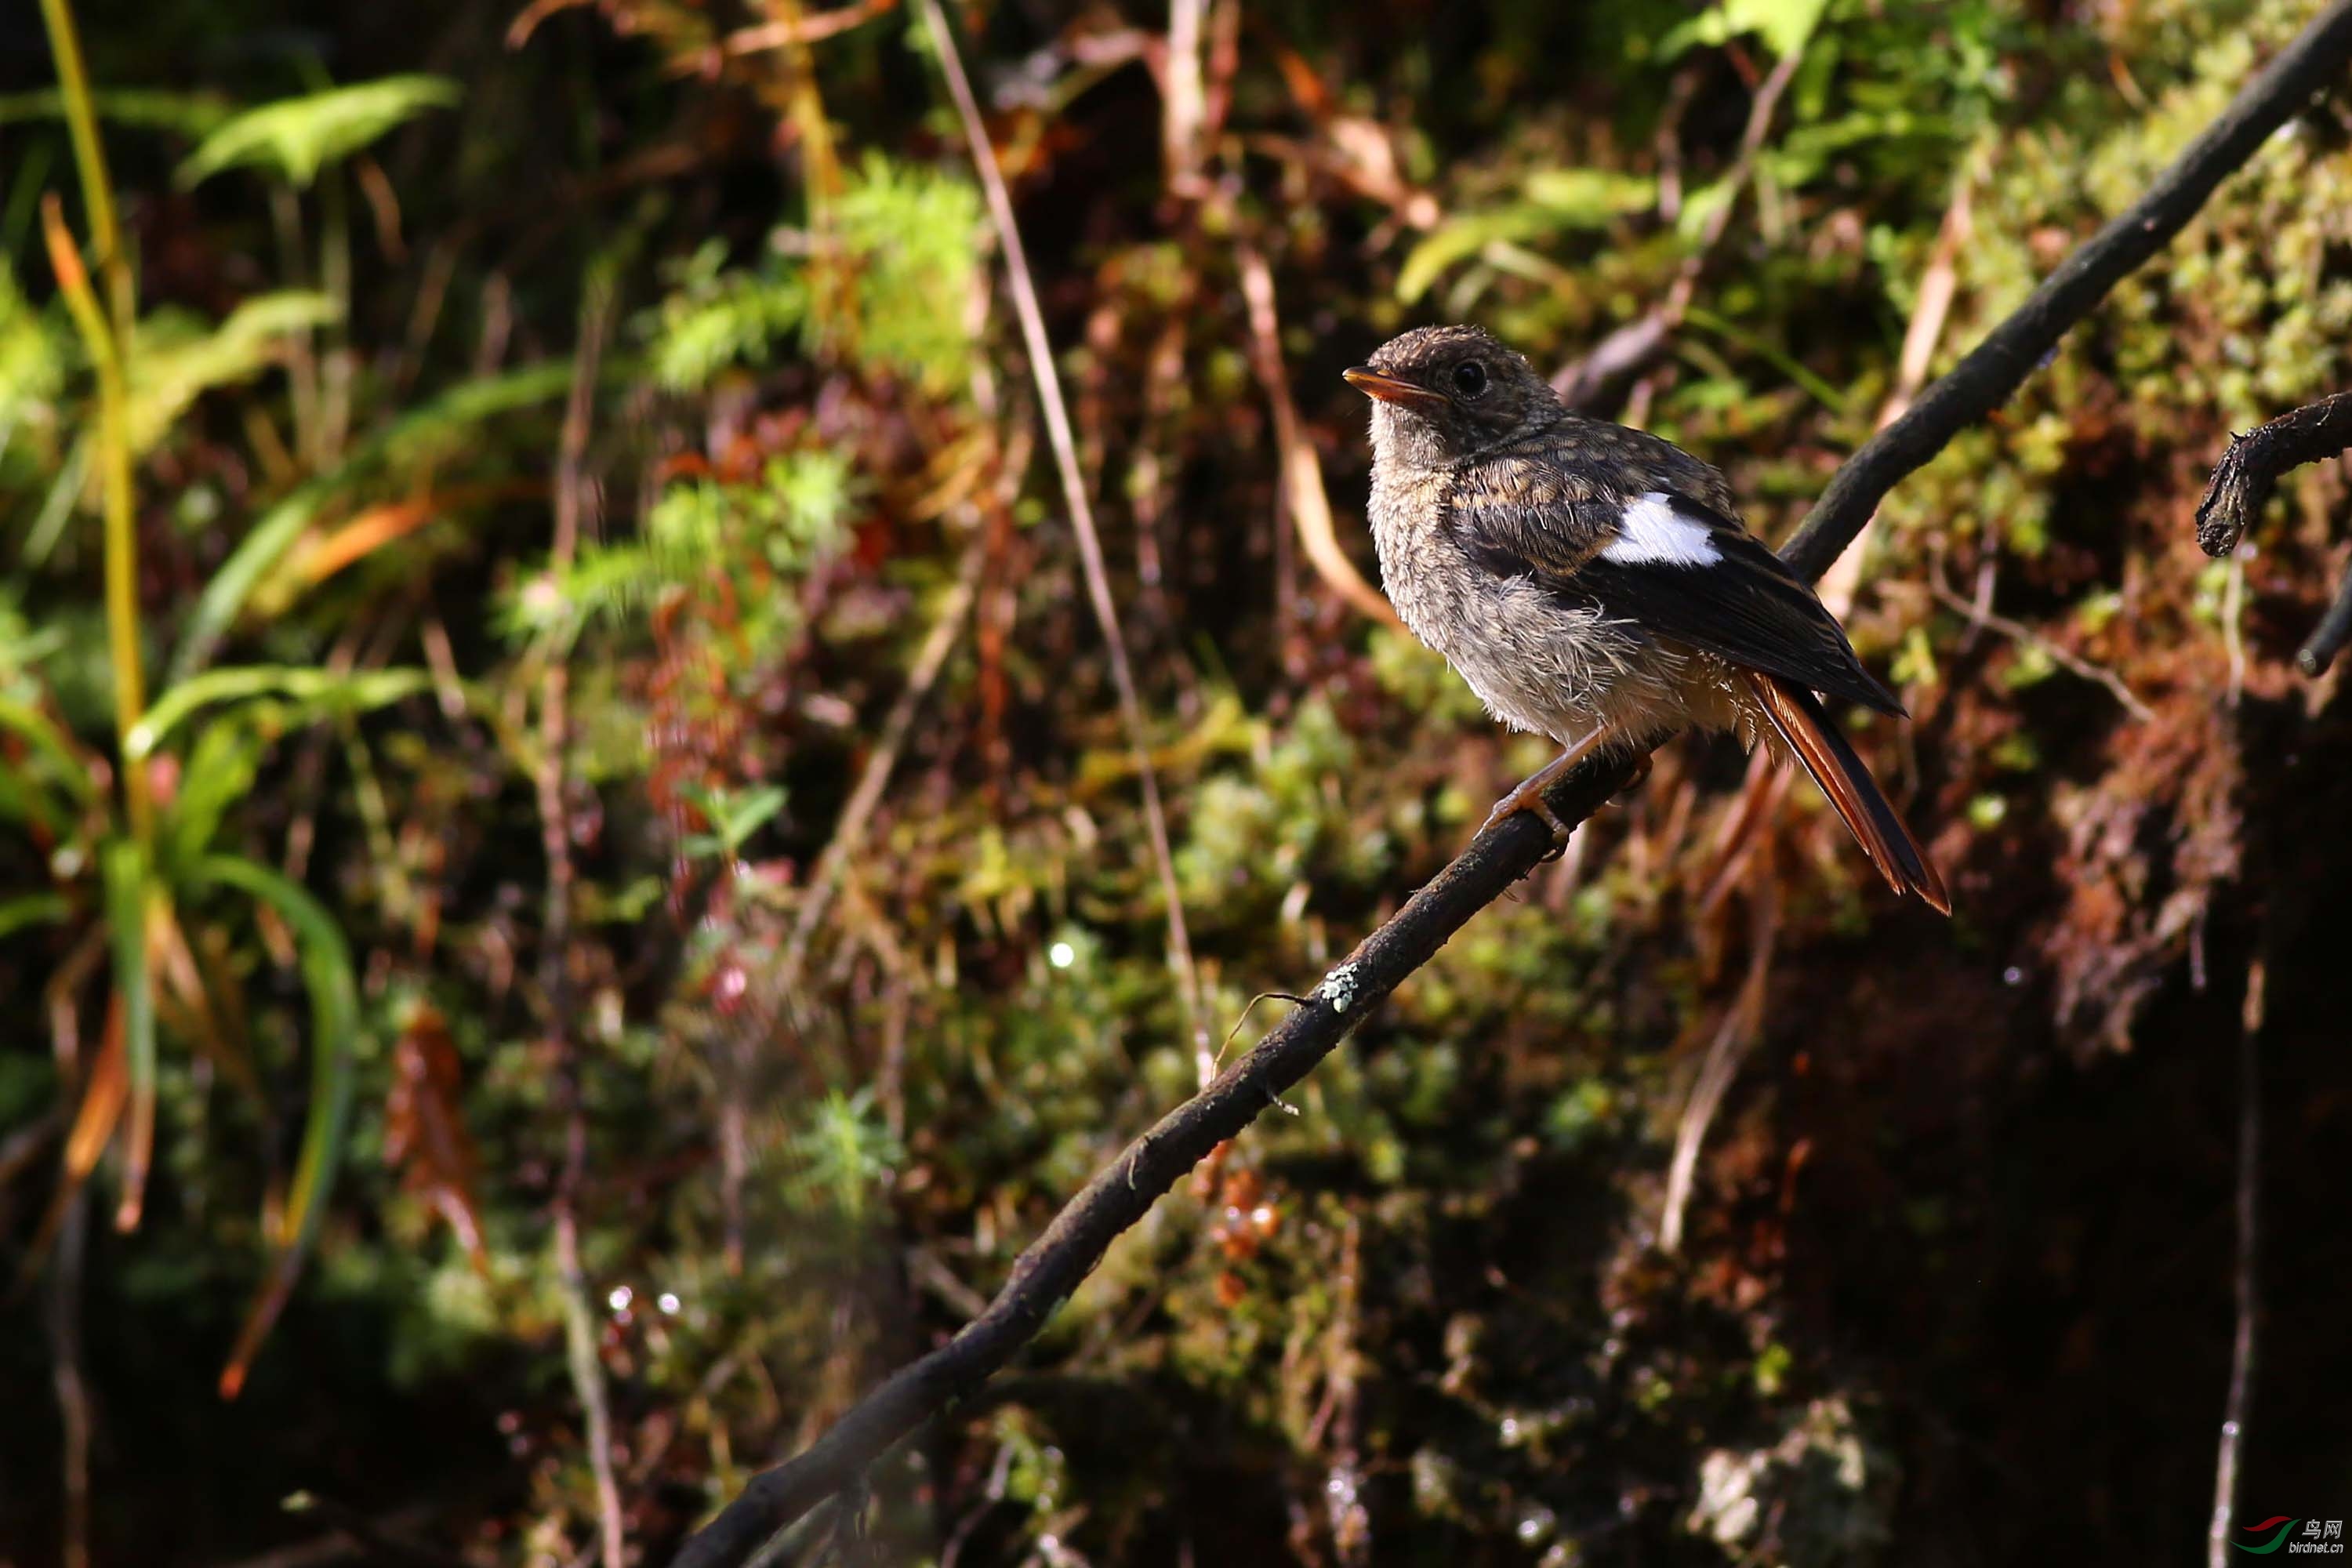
[1451,360,1488,398]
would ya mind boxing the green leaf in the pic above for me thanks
[830,153,982,391]
[1397,171,1656,303]
[1659,0,1831,61]
[197,853,360,1397]
[649,244,806,394]
[1520,169,1664,220]
[127,666,432,761]
[0,891,71,940]
[176,75,459,190]
[0,87,237,135]
[681,783,787,859]
[171,361,579,681]
[376,360,579,471]
[0,695,101,811]
[128,292,341,455]
[161,722,261,882]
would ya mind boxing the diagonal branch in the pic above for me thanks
[670,8,2352,1564]
[669,756,1636,1568]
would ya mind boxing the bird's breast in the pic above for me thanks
[1367,468,1661,745]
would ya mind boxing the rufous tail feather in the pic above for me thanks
[1740,670,1951,915]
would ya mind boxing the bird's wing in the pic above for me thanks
[1454,481,1904,717]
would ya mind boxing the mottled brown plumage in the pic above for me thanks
[1348,324,1948,913]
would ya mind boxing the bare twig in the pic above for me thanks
[1922,572,2156,724]
[1780,0,2352,581]
[1162,0,1209,194]
[1816,170,1976,619]
[46,1186,89,1568]
[1552,44,1803,408]
[506,0,593,49]
[2195,390,2352,557]
[1236,245,1399,628]
[668,12,2352,1564]
[2193,390,2352,673]
[2296,560,2352,677]
[722,0,897,55]
[919,0,1212,1080]
[556,1212,625,1568]
[2207,960,2265,1567]
[539,274,626,1568]
[1660,877,1777,1254]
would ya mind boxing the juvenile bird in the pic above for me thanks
[1347,324,1948,913]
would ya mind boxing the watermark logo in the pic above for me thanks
[2235,1519,2346,1555]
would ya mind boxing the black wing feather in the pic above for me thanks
[1457,485,1904,717]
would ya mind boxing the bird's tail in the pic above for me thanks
[1740,670,1951,915]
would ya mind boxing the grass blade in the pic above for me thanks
[0,696,102,809]
[196,852,358,1399]
[0,891,74,940]
[126,665,431,760]
[98,837,156,1229]
[169,361,579,681]
[13,989,125,1290]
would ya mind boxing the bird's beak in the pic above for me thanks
[1343,367,1448,412]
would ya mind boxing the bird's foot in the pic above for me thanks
[1479,731,1611,851]
[1481,774,1577,845]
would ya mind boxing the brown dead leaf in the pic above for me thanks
[385,1002,492,1275]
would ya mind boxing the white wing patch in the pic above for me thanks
[1601,492,1721,568]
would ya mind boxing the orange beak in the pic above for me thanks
[1343,366,1448,412]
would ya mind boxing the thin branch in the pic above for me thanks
[557,1213,625,1568]
[1236,244,1399,627]
[1780,0,2352,583]
[541,274,626,1568]
[669,10,2352,1563]
[2191,390,2352,673]
[45,1186,89,1568]
[1551,43,1803,408]
[920,0,1213,1080]
[1660,877,1777,1255]
[2207,960,2264,1567]
[2297,560,2352,677]
[721,0,898,55]
[1162,0,1209,195]
[1922,572,2156,724]
[1815,167,1976,619]
[2195,390,2352,557]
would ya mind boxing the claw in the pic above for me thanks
[1482,778,1576,842]
[1476,729,1612,850]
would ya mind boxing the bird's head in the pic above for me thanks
[1345,325,1556,471]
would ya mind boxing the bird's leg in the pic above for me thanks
[1480,728,1612,845]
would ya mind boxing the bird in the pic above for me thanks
[1345,323,1949,913]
